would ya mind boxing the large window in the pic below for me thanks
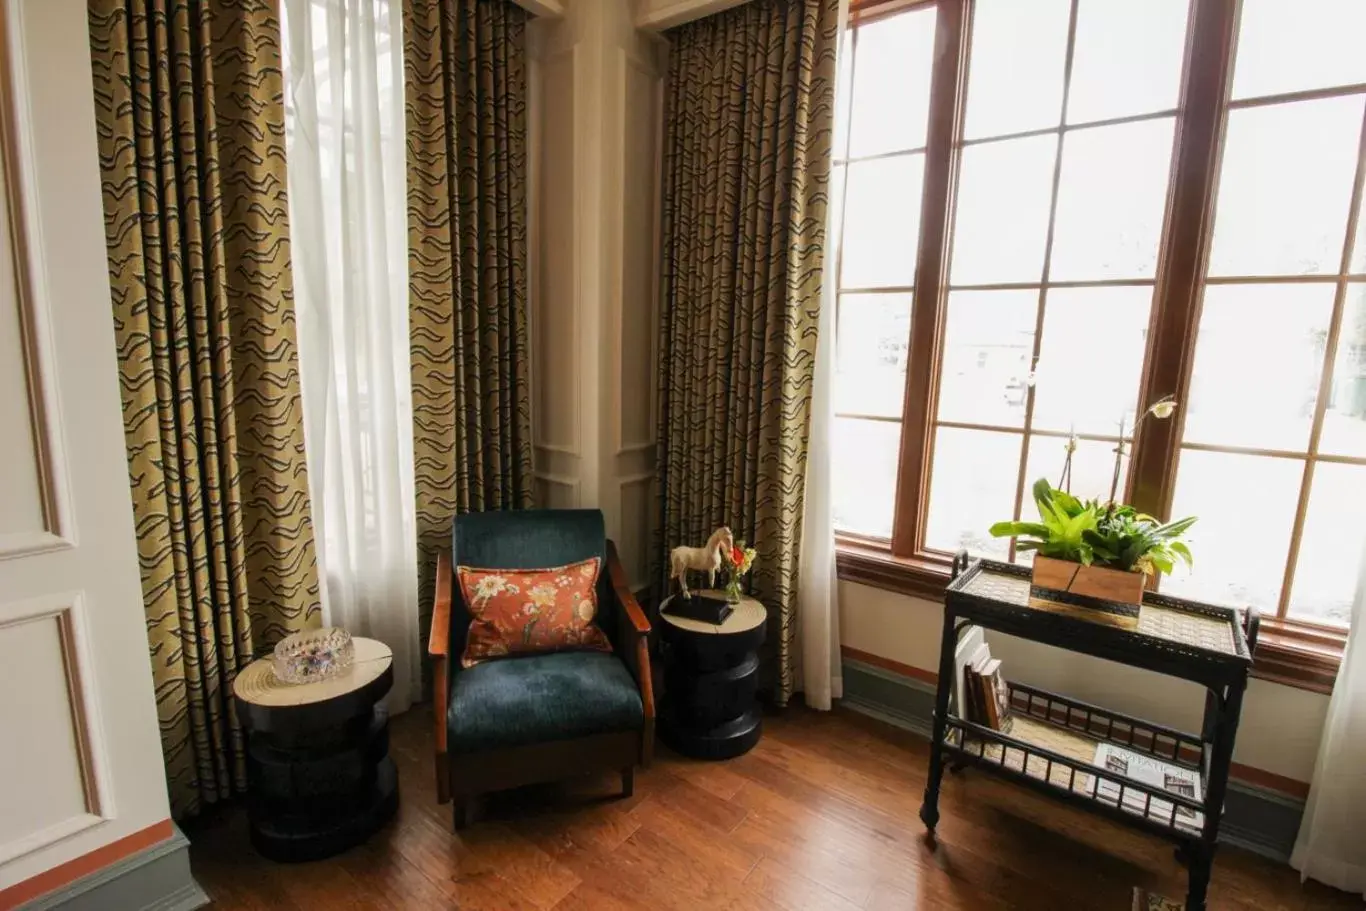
[832,0,1366,684]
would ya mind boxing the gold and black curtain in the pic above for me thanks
[403,0,535,644]
[90,0,321,818]
[656,0,839,705]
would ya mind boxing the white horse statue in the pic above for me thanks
[670,527,734,598]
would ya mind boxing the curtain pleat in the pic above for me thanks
[90,0,321,819]
[403,0,534,653]
[657,0,838,706]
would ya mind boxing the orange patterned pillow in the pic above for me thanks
[457,558,612,668]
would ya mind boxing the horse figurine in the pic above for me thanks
[669,527,734,598]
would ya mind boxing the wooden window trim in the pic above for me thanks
[834,0,1352,694]
[890,0,966,555]
[849,0,937,27]
[1127,0,1237,519]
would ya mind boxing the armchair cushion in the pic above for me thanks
[447,651,643,754]
[456,558,613,668]
[451,510,618,655]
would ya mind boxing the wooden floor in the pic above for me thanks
[187,704,1352,910]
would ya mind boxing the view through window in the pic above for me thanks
[831,0,1366,633]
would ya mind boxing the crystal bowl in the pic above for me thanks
[272,627,354,685]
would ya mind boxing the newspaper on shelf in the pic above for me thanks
[1092,742,1205,832]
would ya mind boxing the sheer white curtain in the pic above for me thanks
[1291,545,1366,894]
[283,0,421,712]
[797,0,852,712]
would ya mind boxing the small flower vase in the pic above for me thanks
[724,575,744,604]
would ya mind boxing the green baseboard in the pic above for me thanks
[19,825,207,911]
[840,657,1304,864]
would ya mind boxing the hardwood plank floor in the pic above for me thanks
[186,704,1352,910]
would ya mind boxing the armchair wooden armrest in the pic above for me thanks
[431,549,453,802]
[606,540,654,766]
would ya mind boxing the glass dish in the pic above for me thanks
[272,627,354,685]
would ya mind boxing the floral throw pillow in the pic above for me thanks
[457,557,612,668]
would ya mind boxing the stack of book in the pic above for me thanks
[953,627,1013,734]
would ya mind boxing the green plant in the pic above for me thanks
[1087,503,1195,576]
[989,479,1099,565]
[989,479,1196,576]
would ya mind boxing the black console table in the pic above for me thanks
[233,637,399,862]
[658,591,765,759]
[922,558,1256,911]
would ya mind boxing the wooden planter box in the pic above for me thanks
[1029,555,1144,629]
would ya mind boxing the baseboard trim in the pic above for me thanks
[18,825,207,911]
[841,657,1304,864]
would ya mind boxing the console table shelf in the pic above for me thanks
[921,558,1257,911]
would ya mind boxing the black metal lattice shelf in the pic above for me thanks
[920,557,1258,911]
[944,681,1207,840]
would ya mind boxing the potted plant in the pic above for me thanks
[988,397,1196,625]
[990,479,1196,623]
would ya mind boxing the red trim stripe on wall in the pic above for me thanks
[0,819,174,911]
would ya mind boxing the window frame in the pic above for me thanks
[835,0,1361,693]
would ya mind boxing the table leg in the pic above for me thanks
[1185,843,1212,911]
[920,610,960,833]
[1186,675,1247,911]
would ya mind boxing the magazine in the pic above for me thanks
[1131,887,1184,911]
[1092,743,1204,831]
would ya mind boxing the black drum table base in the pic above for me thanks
[233,639,398,863]
[245,707,398,863]
[660,705,762,760]
[659,593,766,761]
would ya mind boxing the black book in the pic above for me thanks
[665,594,734,625]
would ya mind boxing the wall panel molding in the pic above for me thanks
[534,471,581,509]
[533,441,582,457]
[0,591,112,865]
[610,48,663,457]
[617,471,656,588]
[530,44,583,459]
[511,0,565,18]
[0,0,75,560]
[634,0,752,31]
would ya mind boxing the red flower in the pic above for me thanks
[731,545,744,566]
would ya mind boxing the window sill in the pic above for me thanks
[1252,620,1343,694]
[835,542,1342,695]
[835,542,951,603]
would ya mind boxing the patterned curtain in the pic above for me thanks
[403,0,535,648]
[90,0,321,818]
[656,0,838,706]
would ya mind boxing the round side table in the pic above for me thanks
[658,591,765,760]
[233,637,398,862]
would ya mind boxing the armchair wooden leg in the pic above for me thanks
[436,752,450,804]
[621,767,635,799]
[453,795,478,831]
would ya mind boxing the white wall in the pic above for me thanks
[840,581,1329,785]
[0,0,170,893]
[529,0,666,589]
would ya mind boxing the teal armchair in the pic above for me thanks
[429,509,654,828]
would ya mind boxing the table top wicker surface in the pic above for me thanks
[954,564,1240,658]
